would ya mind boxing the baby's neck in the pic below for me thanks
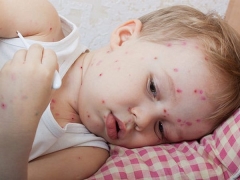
[50,52,90,127]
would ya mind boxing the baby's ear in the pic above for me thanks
[110,19,142,49]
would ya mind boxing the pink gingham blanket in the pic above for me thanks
[89,109,240,180]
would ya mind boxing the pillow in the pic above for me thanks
[88,109,240,180]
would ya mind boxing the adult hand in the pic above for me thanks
[0,44,58,179]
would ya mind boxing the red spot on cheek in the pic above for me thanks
[163,109,167,113]
[205,57,208,61]
[55,113,60,116]
[201,96,206,101]
[102,100,105,104]
[87,115,91,118]
[1,103,7,110]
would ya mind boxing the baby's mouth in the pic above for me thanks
[106,113,125,140]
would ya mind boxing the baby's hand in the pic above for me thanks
[0,44,58,125]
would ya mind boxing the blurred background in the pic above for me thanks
[49,0,229,49]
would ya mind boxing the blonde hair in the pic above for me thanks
[138,5,240,126]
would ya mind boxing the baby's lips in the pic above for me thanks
[106,113,118,140]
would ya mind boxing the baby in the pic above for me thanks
[0,0,239,179]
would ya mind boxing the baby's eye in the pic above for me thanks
[149,79,157,98]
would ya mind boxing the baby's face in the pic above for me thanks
[79,40,218,148]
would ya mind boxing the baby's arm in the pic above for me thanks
[0,45,58,179]
[0,0,63,41]
[28,146,109,180]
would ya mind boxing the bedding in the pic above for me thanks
[88,109,240,179]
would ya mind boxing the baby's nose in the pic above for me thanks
[129,106,153,131]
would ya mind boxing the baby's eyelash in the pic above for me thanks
[149,78,157,98]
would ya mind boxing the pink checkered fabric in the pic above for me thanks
[88,109,240,180]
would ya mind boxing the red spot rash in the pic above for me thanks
[163,109,167,113]
[182,41,187,46]
[167,43,172,47]
[186,122,192,126]
[115,60,119,63]
[99,73,103,77]
[1,103,7,110]
[205,57,209,61]
[21,95,28,100]
[102,100,105,104]
[51,99,56,103]
[11,73,16,81]
[173,68,179,72]
[50,27,53,31]
[177,119,182,122]
[55,113,60,116]
[196,119,201,123]
[176,89,182,93]
[154,57,158,60]
[201,96,206,101]
[87,115,91,118]
[96,60,102,66]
